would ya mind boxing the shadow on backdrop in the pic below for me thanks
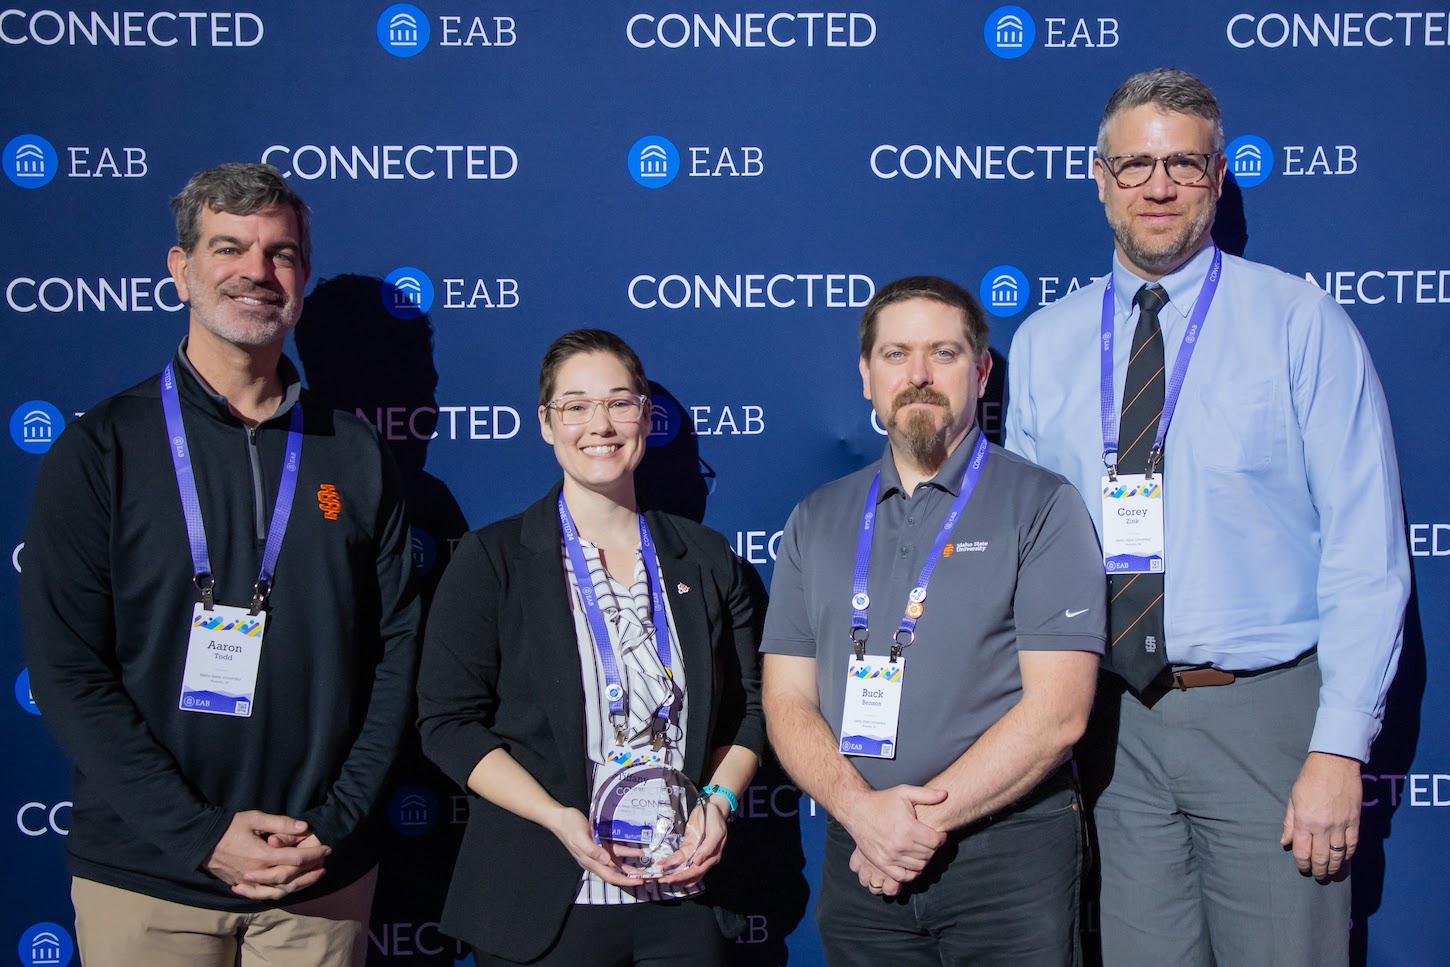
[634,383,809,965]
[1351,525,1425,966]
[1213,174,1249,257]
[636,384,710,523]
[295,273,472,965]
[981,347,1007,447]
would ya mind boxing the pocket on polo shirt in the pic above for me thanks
[1192,380,1281,473]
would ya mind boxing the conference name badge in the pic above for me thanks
[839,656,904,759]
[1101,473,1166,575]
[178,603,265,717]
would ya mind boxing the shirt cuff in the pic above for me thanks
[1308,707,1381,763]
[758,637,816,657]
[1015,633,1106,655]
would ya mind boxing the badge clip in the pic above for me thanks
[1145,446,1163,480]
[1102,449,1119,483]
[850,626,869,662]
[249,579,271,616]
[890,629,914,663]
[194,572,215,611]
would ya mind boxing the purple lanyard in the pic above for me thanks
[1099,247,1222,478]
[161,362,304,614]
[557,494,674,735]
[850,433,990,662]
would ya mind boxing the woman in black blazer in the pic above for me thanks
[418,329,764,966]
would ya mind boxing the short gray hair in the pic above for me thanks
[1097,68,1224,157]
[170,163,311,270]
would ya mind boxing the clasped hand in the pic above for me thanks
[842,784,948,897]
[204,810,331,900]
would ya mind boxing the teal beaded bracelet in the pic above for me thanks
[698,784,739,816]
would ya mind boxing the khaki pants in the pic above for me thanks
[71,867,376,967]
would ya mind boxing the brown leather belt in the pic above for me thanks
[1154,666,1237,690]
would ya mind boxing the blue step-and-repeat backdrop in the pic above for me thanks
[2,3,1446,965]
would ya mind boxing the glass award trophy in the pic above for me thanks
[590,763,701,878]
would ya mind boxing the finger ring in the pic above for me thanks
[1329,844,1346,852]
[869,882,883,891]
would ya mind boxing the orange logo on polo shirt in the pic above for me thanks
[317,484,342,520]
[941,544,954,559]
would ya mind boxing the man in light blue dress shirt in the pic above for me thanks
[1005,69,1410,966]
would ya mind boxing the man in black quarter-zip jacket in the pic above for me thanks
[21,163,420,967]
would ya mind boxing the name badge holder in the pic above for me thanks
[839,433,989,759]
[1098,249,1221,576]
[162,363,304,718]
[559,495,698,878]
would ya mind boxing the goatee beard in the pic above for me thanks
[897,411,948,473]
[889,387,952,474]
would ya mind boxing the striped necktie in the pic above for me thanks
[1109,283,1169,692]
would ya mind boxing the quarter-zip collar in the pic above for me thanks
[172,338,304,542]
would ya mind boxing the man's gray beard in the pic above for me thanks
[891,409,948,475]
[1107,206,1214,278]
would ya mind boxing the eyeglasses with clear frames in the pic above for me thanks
[1101,152,1222,188]
[545,394,649,425]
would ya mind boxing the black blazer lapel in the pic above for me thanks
[519,485,591,809]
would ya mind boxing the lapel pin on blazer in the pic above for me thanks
[676,582,690,594]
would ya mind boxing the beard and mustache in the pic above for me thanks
[1106,198,1215,279]
[888,385,956,473]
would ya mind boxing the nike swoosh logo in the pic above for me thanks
[1065,608,1090,618]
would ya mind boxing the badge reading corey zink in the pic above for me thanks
[1101,473,1166,575]
[178,603,265,716]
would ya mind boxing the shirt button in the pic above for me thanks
[899,546,909,557]
[907,516,916,525]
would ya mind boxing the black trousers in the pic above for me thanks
[816,770,1082,967]
[472,896,725,967]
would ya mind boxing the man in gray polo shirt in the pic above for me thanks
[761,276,1105,965]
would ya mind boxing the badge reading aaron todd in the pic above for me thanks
[590,754,701,878]
[179,603,266,716]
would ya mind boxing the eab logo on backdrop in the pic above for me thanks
[17,923,73,967]
[4,133,148,188]
[15,668,40,716]
[383,267,435,318]
[410,527,438,575]
[10,400,64,454]
[1227,134,1358,186]
[381,266,519,317]
[388,783,439,836]
[378,3,429,54]
[1227,135,1275,188]
[376,3,516,56]
[979,265,1029,318]
[630,136,680,188]
[628,135,763,187]
[3,134,57,188]
[648,396,682,447]
[983,5,1119,58]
